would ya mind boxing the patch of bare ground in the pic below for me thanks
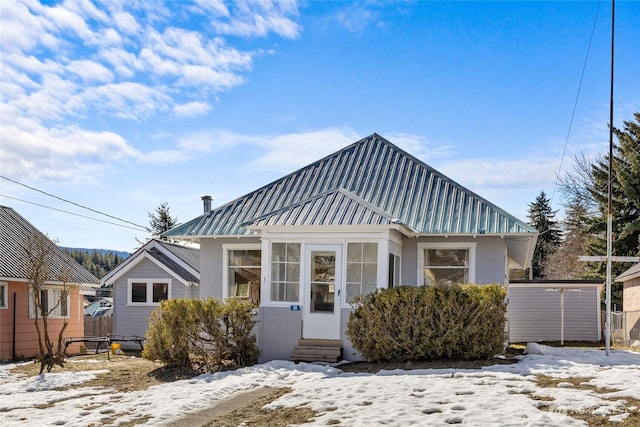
[9,352,200,392]
[200,388,316,427]
[530,375,640,426]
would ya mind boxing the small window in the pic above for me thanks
[346,242,378,304]
[29,286,70,318]
[419,243,476,286]
[152,282,168,303]
[0,282,8,309]
[271,243,300,302]
[388,253,400,288]
[127,280,171,305]
[227,248,261,303]
[131,282,147,303]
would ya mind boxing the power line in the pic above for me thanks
[0,175,148,230]
[0,193,149,232]
[551,0,601,207]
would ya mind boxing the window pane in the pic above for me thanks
[271,263,286,282]
[271,282,299,302]
[229,268,260,296]
[346,283,361,303]
[286,263,299,281]
[363,243,377,262]
[152,283,168,302]
[271,243,286,262]
[60,291,68,317]
[363,263,377,283]
[311,252,335,282]
[347,263,362,282]
[285,282,299,302]
[231,250,261,266]
[286,243,300,262]
[427,249,468,267]
[424,268,468,286]
[0,284,5,307]
[131,283,147,303]
[347,243,362,262]
[311,283,334,312]
[40,289,48,314]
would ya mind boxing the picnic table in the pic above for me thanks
[63,334,145,354]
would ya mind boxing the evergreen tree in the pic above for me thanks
[148,202,179,240]
[587,112,640,275]
[527,191,562,279]
[543,200,591,279]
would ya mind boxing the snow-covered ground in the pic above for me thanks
[1,344,639,426]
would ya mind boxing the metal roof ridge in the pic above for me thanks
[240,186,400,227]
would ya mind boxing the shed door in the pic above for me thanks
[303,244,342,339]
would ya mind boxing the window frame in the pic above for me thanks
[126,279,172,306]
[222,243,262,301]
[269,242,301,304]
[417,242,476,286]
[345,241,379,304]
[29,285,71,319]
[0,281,8,309]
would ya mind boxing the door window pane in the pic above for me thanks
[310,251,335,313]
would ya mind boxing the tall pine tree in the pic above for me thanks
[587,112,640,274]
[527,191,562,279]
[148,202,179,240]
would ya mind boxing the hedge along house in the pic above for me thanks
[164,134,538,362]
[100,238,199,346]
[0,206,100,361]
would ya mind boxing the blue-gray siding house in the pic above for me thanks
[164,134,538,361]
[100,239,199,346]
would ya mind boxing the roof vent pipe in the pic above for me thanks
[201,195,212,213]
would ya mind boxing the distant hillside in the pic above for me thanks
[61,247,130,280]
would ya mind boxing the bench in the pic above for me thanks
[63,334,145,355]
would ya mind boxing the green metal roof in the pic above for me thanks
[165,134,536,238]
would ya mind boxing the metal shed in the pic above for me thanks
[507,281,603,343]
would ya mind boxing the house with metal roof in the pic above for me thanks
[164,134,538,362]
[0,205,100,361]
[100,238,200,344]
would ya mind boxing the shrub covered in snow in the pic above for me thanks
[346,284,507,362]
[143,298,259,371]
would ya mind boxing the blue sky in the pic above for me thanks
[1,0,638,252]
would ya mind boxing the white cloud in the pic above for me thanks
[210,0,301,39]
[66,59,114,84]
[0,115,140,184]
[173,101,213,118]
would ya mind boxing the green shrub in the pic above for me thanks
[346,284,507,362]
[143,298,259,371]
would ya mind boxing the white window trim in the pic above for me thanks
[417,242,477,286]
[0,281,8,309]
[222,243,262,301]
[126,279,172,306]
[29,285,71,319]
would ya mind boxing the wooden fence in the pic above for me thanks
[84,316,112,340]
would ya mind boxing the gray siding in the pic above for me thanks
[401,236,506,286]
[200,237,261,299]
[113,257,197,347]
[341,308,365,361]
[258,306,302,362]
[508,285,600,342]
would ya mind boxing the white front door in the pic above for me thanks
[303,244,342,339]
